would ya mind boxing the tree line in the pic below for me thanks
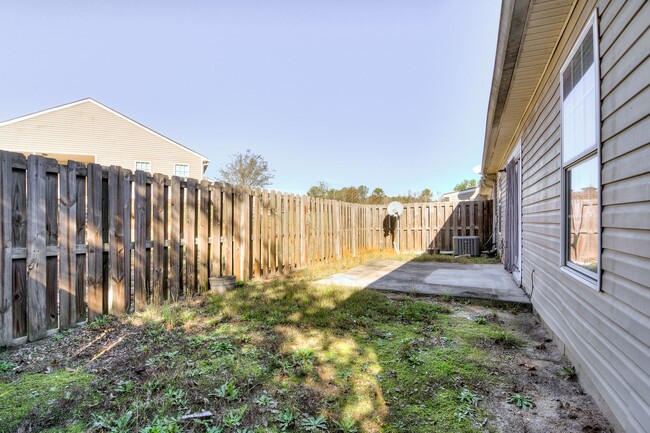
[306,182,435,204]
[216,150,478,204]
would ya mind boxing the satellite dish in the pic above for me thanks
[387,201,404,217]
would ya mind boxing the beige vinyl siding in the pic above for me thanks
[0,100,206,179]
[505,0,650,431]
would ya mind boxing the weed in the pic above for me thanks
[290,348,317,376]
[255,393,274,406]
[507,393,535,410]
[205,426,224,433]
[213,381,240,401]
[88,315,110,330]
[334,417,358,433]
[276,410,295,431]
[139,415,181,433]
[490,330,524,348]
[474,317,487,325]
[210,340,236,356]
[223,405,247,428]
[235,280,245,287]
[300,415,328,431]
[458,389,482,406]
[0,361,17,372]
[89,411,133,433]
[558,365,577,380]
[163,387,186,408]
[455,389,483,422]
[114,380,134,394]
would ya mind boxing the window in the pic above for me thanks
[174,163,189,178]
[561,16,599,283]
[135,161,151,173]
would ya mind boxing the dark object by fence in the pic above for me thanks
[209,276,236,294]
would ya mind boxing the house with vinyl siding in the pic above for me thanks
[0,98,209,179]
[479,0,649,431]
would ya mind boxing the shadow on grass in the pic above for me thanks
[1,271,523,433]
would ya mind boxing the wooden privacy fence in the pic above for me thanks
[0,150,492,345]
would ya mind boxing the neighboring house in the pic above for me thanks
[479,1,649,432]
[0,98,209,179]
[440,187,487,202]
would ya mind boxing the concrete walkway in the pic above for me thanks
[316,260,531,304]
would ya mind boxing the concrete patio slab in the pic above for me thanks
[316,260,531,304]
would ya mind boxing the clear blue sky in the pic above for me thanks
[0,0,501,196]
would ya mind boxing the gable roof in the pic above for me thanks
[481,0,574,175]
[0,98,209,162]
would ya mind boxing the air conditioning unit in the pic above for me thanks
[453,236,481,257]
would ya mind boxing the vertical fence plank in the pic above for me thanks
[232,185,242,279]
[243,188,251,280]
[108,167,126,314]
[269,191,277,274]
[222,184,233,276]
[26,156,48,340]
[300,195,306,267]
[0,152,13,345]
[169,176,182,301]
[59,163,77,329]
[252,189,261,277]
[44,167,59,331]
[134,170,147,310]
[75,170,86,323]
[122,170,132,310]
[185,179,197,294]
[261,190,269,276]
[198,180,210,291]
[210,182,223,278]
[152,174,166,304]
[10,154,28,340]
[87,164,104,321]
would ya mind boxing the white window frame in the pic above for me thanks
[135,160,152,173]
[559,12,601,290]
[174,163,190,178]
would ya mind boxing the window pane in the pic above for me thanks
[562,26,597,163]
[567,156,598,274]
[175,164,189,177]
[136,161,151,172]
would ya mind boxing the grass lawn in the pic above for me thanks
[0,253,608,433]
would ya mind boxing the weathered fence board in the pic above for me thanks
[0,152,13,345]
[134,170,147,309]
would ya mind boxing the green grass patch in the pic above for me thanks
[0,370,93,433]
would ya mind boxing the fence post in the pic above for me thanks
[0,152,14,345]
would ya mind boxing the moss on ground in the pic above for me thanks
[0,370,93,433]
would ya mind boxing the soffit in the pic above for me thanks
[482,0,573,175]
